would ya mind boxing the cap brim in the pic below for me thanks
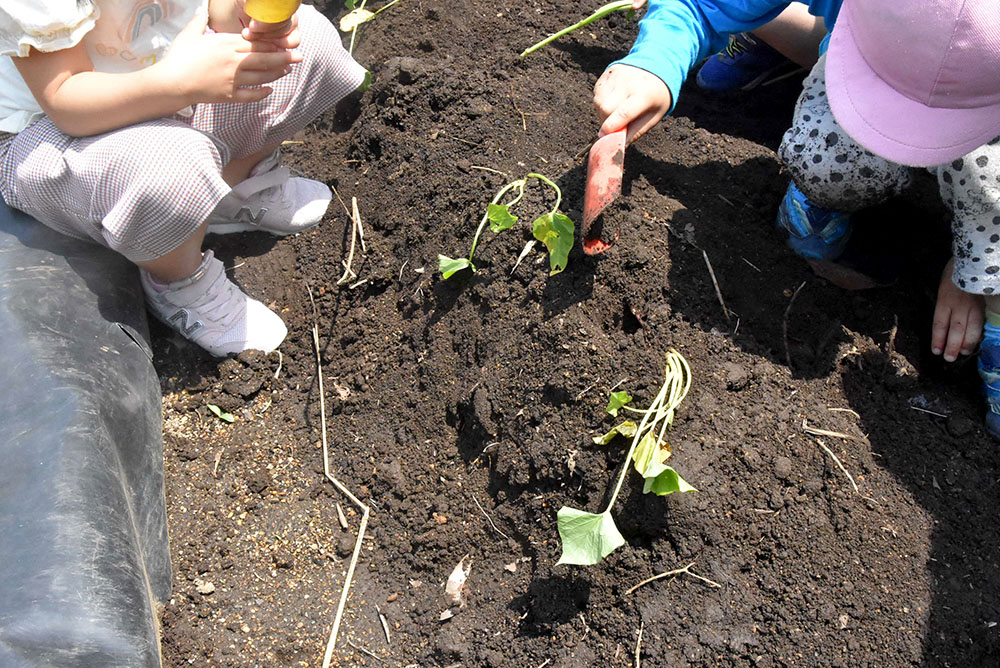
[826,7,1000,168]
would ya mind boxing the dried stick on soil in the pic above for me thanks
[469,165,509,178]
[815,437,859,494]
[702,250,730,321]
[470,494,511,541]
[376,604,391,645]
[309,289,372,668]
[347,641,385,663]
[337,208,359,285]
[802,419,856,441]
[783,281,807,368]
[635,622,644,668]
[625,562,722,595]
[910,405,949,419]
[331,185,352,219]
[351,197,367,253]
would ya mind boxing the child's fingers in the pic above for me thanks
[962,304,984,355]
[931,301,951,357]
[236,68,291,87]
[241,50,301,71]
[943,310,969,362]
[598,95,666,143]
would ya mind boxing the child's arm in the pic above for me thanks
[593,0,789,143]
[12,9,301,138]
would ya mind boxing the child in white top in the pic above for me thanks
[0,0,367,356]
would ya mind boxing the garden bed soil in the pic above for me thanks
[155,1,1000,666]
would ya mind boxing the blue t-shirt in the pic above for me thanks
[616,0,842,112]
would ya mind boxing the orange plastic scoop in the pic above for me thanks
[582,128,626,255]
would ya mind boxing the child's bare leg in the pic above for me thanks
[221,144,281,186]
[134,222,210,283]
[932,256,984,361]
[751,3,827,68]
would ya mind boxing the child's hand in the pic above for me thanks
[593,64,672,145]
[243,16,301,52]
[932,257,984,362]
[163,9,302,105]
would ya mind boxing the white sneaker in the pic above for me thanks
[140,251,287,357]
[207,150,332,236]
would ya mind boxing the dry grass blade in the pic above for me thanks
[702,249,730,321]
[815,437,859,494]
[625,562,722,595]
[802,418,856,441]
[309,288,372,668]
[351,197,367,253]
[337,210,359,285]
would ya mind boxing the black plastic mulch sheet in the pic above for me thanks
[0,198,169,668]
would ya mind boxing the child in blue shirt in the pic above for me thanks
[593,0,998,435]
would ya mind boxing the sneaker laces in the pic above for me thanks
[722,33,756,59]
[176,263,245,333]
[230,165,291,205]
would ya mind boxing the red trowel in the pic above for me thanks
[582,128,626,255]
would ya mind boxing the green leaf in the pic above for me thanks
[340,7,374,32]
[357,69,373,93]
[631,431,669,478]
[592,421,638,445]
[207,404,234,423]
[487,203,518,233]
[345,0,357,8]
[532,211,574,275]
[438,255,472,279]
[642,466,697,496]
[606,390,632,417]
[556,507,625,565]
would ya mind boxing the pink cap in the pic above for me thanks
[826,0,1000,168]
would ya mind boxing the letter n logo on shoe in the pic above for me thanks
[235,206,269,226]
[167,308,203,337]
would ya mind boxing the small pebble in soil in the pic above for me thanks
[774,456,793,481]
[946,415,975,438]
[724,362,749,391]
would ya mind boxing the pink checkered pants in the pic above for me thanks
[0,6,365,262]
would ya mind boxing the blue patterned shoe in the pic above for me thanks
[978,322,1000,439]
[775,182,853,262]
[696,33,799,92]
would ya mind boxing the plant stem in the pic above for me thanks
[604,380,668,514]
[602,351,691,514]
[468,180,526,263]
[348,0,367,54]
[526,172,563,212]
[520,0,633,57]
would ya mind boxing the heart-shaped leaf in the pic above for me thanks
[532,212,574,275]
[606,390,632,417]
[642,466,697,496]
[555,507,625,565]
[339,8,374,32]
[592,421,638,445]
[487,203,518,233]
[438,255,472,279]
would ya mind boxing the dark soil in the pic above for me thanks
[156,1,1000,666]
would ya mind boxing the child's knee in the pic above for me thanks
[779,126,911,211]
[293,6,367,102]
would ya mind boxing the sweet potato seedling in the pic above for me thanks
[340,0,402,54]
[557,350,694,566]
[520,0,635,57]
[438,173,574,278]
